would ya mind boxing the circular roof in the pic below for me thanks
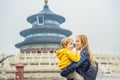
[27,5,65,24]
[15,36,62,48]
[20,27,72,37]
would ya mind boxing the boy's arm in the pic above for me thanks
[67,50,80,62]
[61,51,89,77]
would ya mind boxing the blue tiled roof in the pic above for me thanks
[27,5,65,24]
[15,36,62,48]
[20,27,72,37]
[40,5,54,14]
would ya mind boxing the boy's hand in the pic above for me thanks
[76,45,79,51]
[75,47,79,54]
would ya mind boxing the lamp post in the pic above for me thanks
[15,62,24,80]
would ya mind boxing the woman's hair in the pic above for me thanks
[77,35,97,67]
[61,37,73,48]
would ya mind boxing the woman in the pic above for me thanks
[61,35,98,80]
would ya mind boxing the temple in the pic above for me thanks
[15,0,72,54]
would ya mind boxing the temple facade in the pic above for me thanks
[0,53,120,80]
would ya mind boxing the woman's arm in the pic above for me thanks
[61,51,89,77]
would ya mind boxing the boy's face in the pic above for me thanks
[66,41,74,50]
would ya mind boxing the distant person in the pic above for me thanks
[56,37,83,80]
[61,35,98,80]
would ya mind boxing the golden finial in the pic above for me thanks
[44,0,48,5]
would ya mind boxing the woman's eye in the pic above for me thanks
[76,41,78,42]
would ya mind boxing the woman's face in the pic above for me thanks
[75,37,81,50]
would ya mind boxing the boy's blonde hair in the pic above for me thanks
[61,38,73,48]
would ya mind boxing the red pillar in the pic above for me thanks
[15,62,24,80]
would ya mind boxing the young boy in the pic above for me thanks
[56,37,83,80]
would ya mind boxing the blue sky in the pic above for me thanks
[0,0,120,55]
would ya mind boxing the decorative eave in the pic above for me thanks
[20,27,72,37]
[27,5,65,24]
